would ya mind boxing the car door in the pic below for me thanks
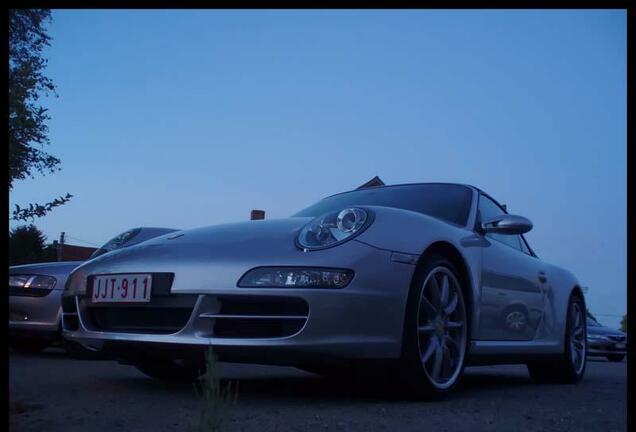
[476,194,547,341]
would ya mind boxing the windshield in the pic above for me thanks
[293,184,473,226]
[90,228,142,259]
[587,312,601,326]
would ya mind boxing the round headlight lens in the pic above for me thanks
[297,207,371,250]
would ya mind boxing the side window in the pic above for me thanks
[478,195,522,251]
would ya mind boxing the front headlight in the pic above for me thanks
[587,334,608,342]
[9,275,56,290]
[238,267,353,288]
[297,207,372,250]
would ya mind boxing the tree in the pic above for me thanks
[9,225,50,265]
[620,315,627,333]
[9,9,72,221]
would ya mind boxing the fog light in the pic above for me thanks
[238,267,353,289]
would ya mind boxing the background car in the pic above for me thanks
[9,227,178,355]
[586,312,626,362]
[63,183,587,397]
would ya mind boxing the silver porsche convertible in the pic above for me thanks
[62,183,587,396]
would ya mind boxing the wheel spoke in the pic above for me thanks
[431,344,443,380]
[420,297,438,319]
[440,275,449,308]
[421,338,438,364]
[573,345,580,366]
[444,335,460,357]
[429,275,442,309]
[418,324,435,334]
[573,311,580,329]
[446,321,463,329]
[444,293,458,316]
[441,344,452,379]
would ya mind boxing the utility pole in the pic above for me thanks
[57,232,65,262]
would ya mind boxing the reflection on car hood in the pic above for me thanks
[85,218,313,268]
[587,325,625,337]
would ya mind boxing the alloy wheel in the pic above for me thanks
[569,301,586,374]
[416,266,467,389]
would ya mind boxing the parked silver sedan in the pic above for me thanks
[586,313,626,362]
[9,227,178,354]
[63,183,587,397]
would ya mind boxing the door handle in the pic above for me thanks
[538,272,547,283]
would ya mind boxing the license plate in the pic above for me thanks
[615,343,626,349]
[91,274,152,303]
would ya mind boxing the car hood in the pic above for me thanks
[68,217,384,294]
[587,325,625,337]
[88,218,312,265]
[10,261,84,274]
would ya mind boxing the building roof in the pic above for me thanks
[356,176,385,189]
[60,244,96,261]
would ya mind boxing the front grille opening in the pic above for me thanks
[62,296,78,313]
[199,295,309,339]
[214,317,305,338]
[79,293,198,335]
[85,307,193,334]
[217,296,308,316]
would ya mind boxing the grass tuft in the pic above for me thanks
[193,347,239,432]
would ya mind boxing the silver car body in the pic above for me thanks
[9,227,178,343]
[586,315,627,358]
[63,184,583,366]
[10,261,83,341]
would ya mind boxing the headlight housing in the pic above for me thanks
[297,207,372,250]
[9,275,57,297]
[238,267,353,289]
[9,275,56,289]
[587,334,608,342]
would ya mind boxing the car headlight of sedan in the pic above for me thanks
[587,334,608,342]
[9,275,57,296]
[297,207,372,250]
[9,275,57,289]
[238,267,353,289]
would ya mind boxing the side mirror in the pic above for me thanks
[481,214,533,235]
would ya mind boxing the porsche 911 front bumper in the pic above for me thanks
[62,241,417,366]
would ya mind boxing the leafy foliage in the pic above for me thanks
[193,348,238,432]
[9,225,56,265]
[9,9,72,221]
[620,315,626,333]
[12,193,73,222]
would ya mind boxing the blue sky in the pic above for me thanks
[9,10,626,327]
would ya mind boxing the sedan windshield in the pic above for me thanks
[90,228,142,259]
[294,184,473,226]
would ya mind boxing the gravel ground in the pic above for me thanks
[9,348,626,432]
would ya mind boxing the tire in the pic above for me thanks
[135,358,204,381]
[527,292,586,383]
[606,354,625,362]
[399,254,469,399]
[63,339,107,360]
[10,339,49,354]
